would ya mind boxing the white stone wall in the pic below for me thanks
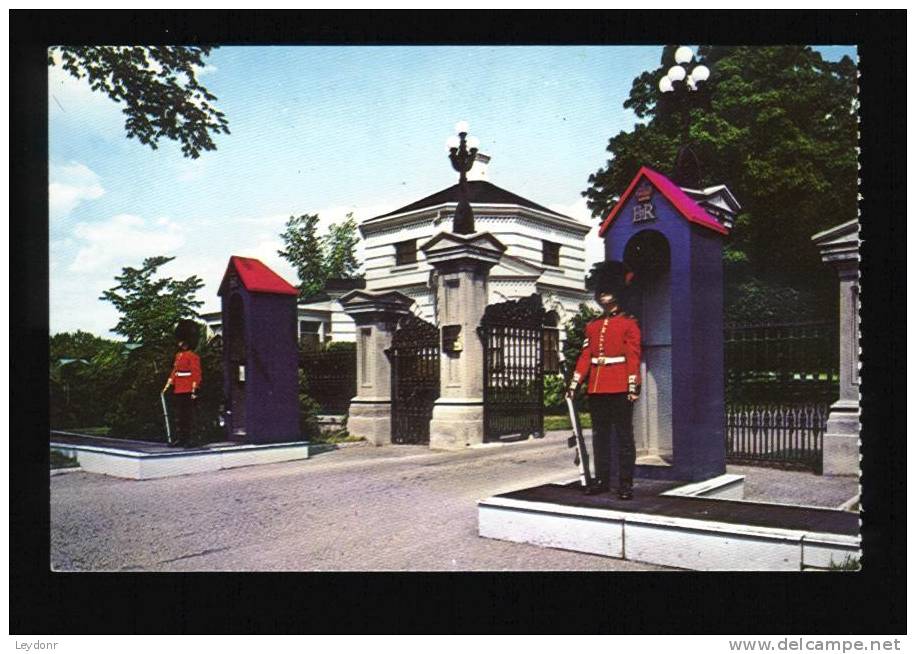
[333,202,594,345]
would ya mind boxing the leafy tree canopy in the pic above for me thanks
[584,46,857,320]
[278,212,364,300]
[49,46,229,159]
[100,256,204,346]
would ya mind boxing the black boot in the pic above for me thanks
[585,481,609,495]
[617,481,633,500]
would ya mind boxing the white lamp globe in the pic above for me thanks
[454,120,470,134]
[668,65,686,82]
[692,64,710,82]
[467,135,480,149]
[675,46,694,64]
[446,135,460,150]
[658,76,674,93]
[686,75,697,91]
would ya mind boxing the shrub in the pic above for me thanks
[297,370,322,439]
[543,374,566,414]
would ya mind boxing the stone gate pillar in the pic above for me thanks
[421,232,505,450]
[340,290,415,446]
[812,220,860,476]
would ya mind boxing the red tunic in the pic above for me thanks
[572,312,641,394]
[168,350,202,394]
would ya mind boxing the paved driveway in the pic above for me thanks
[50,432,665,571]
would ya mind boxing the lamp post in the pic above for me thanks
[658,46,710,93]
[446,120,480,235]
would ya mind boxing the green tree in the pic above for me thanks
[49,46,229,159]
[278,213,363,300]
[100,256,204,347]
[323,213,362,280]
[278,213,326,299]
[100,257,207,439]
[50,331,126,428]
[584,46,857,321]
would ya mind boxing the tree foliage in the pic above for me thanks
[50,332,125,429]
[278,212,363,299]
[584,46,857,321]
[323,214,362,281]
[92,257,220,440]
[49,46,229,159]
[100,256,204,346]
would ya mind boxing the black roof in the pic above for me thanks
[369,180,572,221]
[324,278,366,292]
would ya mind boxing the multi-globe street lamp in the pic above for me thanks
[659,46,710,93]
[446,120,480,235]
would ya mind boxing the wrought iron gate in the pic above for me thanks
[479,294,546,441]
[388,314,440,444]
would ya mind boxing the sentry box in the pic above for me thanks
[599,166,737,482]
[218,256,300,444]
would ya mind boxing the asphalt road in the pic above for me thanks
[50,432,665,572]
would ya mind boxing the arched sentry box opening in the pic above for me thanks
[624,229,672,464]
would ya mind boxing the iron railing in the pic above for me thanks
[480,295,546,442]
[725,321,838,404]
[388,315,440,445]
[299,350,356,414]
[726,403,828,473]
[724,321,837,473]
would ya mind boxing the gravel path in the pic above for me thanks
[50,432,665,572]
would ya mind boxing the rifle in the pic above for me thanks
[160,391,173,445]
[566,395,592,487]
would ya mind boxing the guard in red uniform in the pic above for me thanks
[567,261,641,499]
[163,320,202,448]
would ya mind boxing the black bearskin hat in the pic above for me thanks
[585,260,635,301]
[174,319,200,348]
[585,261,633,306]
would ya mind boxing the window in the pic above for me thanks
[543,328,560,374]
[542,240,560,267]
[299,320,321,351]
[395,239,418,266]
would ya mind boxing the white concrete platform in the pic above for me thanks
[50,438,310,480]
[478,480,860,571]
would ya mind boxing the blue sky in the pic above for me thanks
[49,45,856,337]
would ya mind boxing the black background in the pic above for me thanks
[10,10,905,634]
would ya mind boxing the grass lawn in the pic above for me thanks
[544,413,591,431]
[310,430,364,445]
[50,450,79,469]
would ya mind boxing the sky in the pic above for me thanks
[49,45,857,338]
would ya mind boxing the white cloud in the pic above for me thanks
[50,201,402,336]
[69,213,186,273]
[49,161,105,220]
[193,63,218,77]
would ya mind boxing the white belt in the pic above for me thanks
[175,371,192,377]
[591,356,625,365]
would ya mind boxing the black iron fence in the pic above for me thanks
[388,315,440,445]
[300,350,356,414]
[480,295,546,442]
[724,321,837,472]
[725,321,838,404]
[726,403,828,473]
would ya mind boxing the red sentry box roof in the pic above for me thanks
[598,166,729,237]
[219,256,299,296]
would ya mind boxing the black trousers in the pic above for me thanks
[588,393,635,489]
[173,393,195,444]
